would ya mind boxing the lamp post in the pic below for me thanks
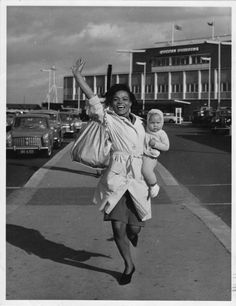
[205,40,231,110]
[117,49,146,89]
[40,68,51,109]
[136,61,146,114]
[201,57,211,109]
[40,65,57,110]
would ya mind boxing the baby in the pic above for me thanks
[142,109,170,198]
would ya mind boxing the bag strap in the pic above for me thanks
[103,109,111,141]
[104,109,108,127]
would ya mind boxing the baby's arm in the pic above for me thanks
[149,131,170,151]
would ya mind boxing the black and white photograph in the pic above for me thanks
[1,0,234,304]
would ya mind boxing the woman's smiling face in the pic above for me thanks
[111,90,132,118]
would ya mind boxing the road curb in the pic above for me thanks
[155,161,231,254]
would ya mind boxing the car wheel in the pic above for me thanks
[44,145,53,158]
[169,119,175,123]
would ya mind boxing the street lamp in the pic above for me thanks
[136,61,146,114]
[40,68,51,109]
[201,57,211,109]
[117,49,146,89]
[40,66,57,110]
[205,40,231,110]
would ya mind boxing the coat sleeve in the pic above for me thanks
[156,130,170,151]
[88,96,105,123]
[149,130,170,152]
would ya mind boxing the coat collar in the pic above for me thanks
[107,109,143,126]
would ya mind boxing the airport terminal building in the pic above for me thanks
[63,38,231,119]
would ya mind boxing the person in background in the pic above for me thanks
[72,58,152,285]
[142,109,170,197]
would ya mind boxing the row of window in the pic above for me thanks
[152,55,210,67]
[64,81,231,100]
[132,84,154,94]
[132,82,231,94]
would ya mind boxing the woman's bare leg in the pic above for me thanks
[111,220,134,273]
[126,225,141,247]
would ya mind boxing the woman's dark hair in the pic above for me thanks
[105,84,138,108]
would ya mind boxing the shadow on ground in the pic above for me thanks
[6,224,120,281]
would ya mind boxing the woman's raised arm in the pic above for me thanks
[71,58,104,122]
[71,58,95,99]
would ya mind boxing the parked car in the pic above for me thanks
[72,113,83,131]
[6,114,54,157]
[59,112,77,136]
[29,110,63,148]
[60,108,83,130]
[163,113,183,123]
[191,107,215,127]
[211,108,231,135]
[6,110,24,132]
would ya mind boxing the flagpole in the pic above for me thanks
[171,23,174,45]
[212,19,215,39]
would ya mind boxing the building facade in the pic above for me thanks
[63,39,231,119]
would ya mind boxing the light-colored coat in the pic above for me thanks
[88,96,151,221]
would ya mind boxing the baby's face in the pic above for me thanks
[148,114,162,132]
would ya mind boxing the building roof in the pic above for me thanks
[153,35,231,47]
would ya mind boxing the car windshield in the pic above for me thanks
[47,114,57,121]
[7,114,16,120]
[59,114,73,121]
[73,114,81,120]
[14,117,48,129]
[32,112,58,124]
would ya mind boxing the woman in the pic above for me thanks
[72,59,151,285]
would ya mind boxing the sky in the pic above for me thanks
[1,1,232,105]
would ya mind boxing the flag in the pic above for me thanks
[207,21,214,26]
[174,24,182,30]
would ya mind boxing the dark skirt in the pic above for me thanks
[104,191,145,226]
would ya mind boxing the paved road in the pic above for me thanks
[159,124,231,226]
[5,124,233,301]
[6,137,72,196]
[6,124,231,226]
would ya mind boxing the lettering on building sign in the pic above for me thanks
[159,47,199,55]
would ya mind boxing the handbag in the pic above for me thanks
[71,112,111,169]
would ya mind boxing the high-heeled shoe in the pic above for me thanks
[119,266,135,285]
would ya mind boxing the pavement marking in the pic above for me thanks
[185,183,231,187]
[6,187,38,215]
[6,186,22,189]
[156,162,231,254]
[182,200,231,253]
[6,143,72,214]
[201,202,231,206]
[24,142,73,188]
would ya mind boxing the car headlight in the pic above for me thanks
[42,133,49,145]
[6,133,12,146]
